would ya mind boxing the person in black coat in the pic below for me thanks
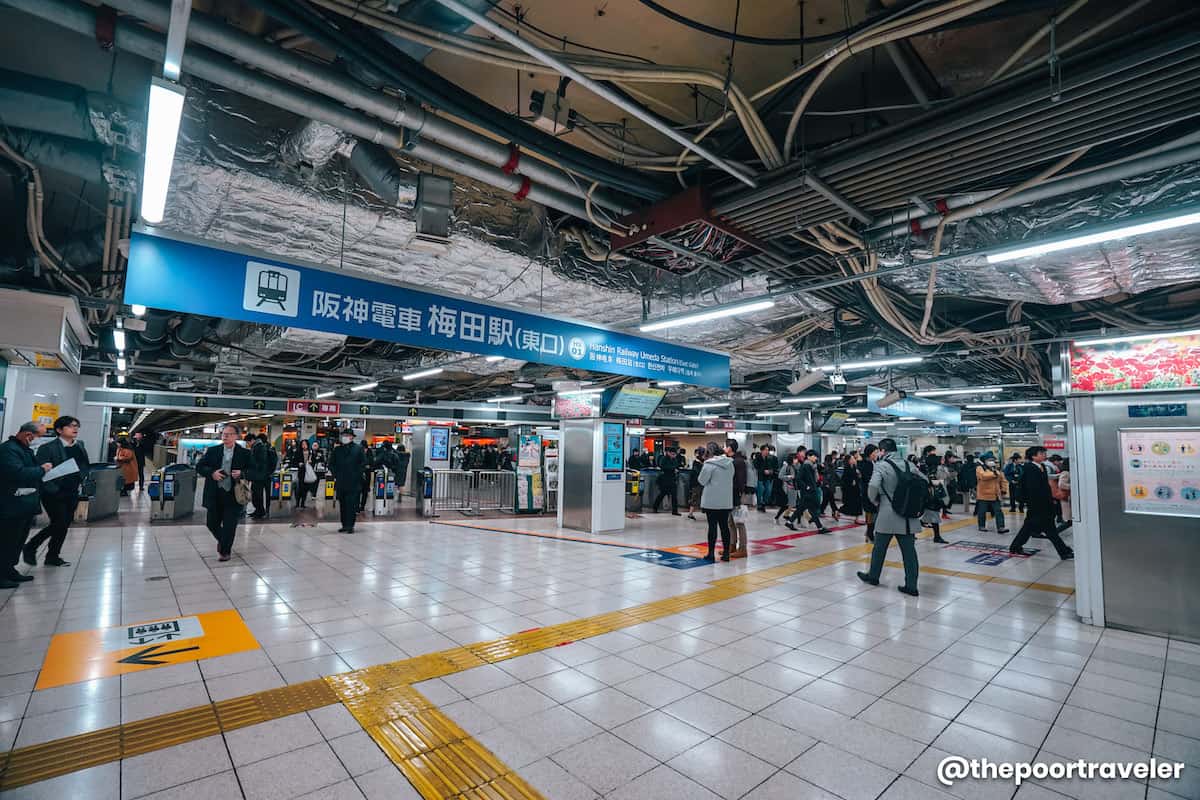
[249,434,276,519]
[0,422,51,586]
[330,429,367,533]
[394,444,411,487]
[195,424,261,561]
[652,447,681,515]
[788,450,830,533]
[1009,446,1074,559]
[26,416,90,568]
[289,439,319,509]
[859,444,879,542]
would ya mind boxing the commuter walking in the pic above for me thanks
[291,439,319,508]
[958,453,979,513]
[974,452,1009,533]
[330,430,367,533]
[0,422,50,587]
[25,416,90,568]
[818,460,840,521]
[751,445,778,512]
[774,454,797,523]
[1004,454,1025,512]
[358,441,375,514]
[922,480,950,544]
[726,441,750,555]
[788,450,830,533]
[921,445,940,477]
[132,431,147,492]
[394,444,411,488]
[1009,446,1074,559]
[248,434,270,519]
[859,438,927,596]
[860,444,880,543]
[697,442,733,562]
[116,438,138,496]
[937,455,958,518]
[652,447,681,515]
[196,424,258,561]
[840,453,864,524]
[1056,459,1073,533]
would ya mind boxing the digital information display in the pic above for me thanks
[429,427,450,462]
[603,422,625,472]
[605,386,667,418]
[1119,428,1200,519]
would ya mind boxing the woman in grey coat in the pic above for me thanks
[697,442,734,562]
[858,438,927,596]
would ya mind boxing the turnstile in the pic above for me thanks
[372,468,396,515]
[74,465,122,522]
[269,467,293,513]
[149,466,197,521]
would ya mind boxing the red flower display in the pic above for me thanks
[1070,334,1200,393]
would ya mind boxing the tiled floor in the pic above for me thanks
[0,495,1196,800]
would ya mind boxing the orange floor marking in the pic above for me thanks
[35,609,259,690]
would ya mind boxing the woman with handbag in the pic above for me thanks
[774,454,798,524]
[115,438,138,496]
[291,439,319,509]
[839,453,864,525]
[196,424,261,561]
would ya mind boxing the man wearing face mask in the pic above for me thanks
[974,452,1009,534]
[330,429,366,533]
[0,422,51,586]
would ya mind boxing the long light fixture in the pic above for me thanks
[856,422,894,427]
[682,401,729,409]
[755,410,803,417]
[113,329,126,351]
[351,381,379,391]
[117,374,127,385]
[812,356,923,371]
[986,209,1200,264]
[780,394,843,404]
[484,355,506,362]
[657,380,684,387]
[116,356,127,372]
[1073,327,1200,347]
[402,368,443,381]
[914,384,1023,397]
[966,401,1048,409]
[141,78,187,224]
[315,390,336,399]
[486,395,523,403]
[558,387,605,397]
[690,414,718,420]
[130,304,147,317]
[639,299,775,332]
[1005,411,1065,418]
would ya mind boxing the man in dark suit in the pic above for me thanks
[26,416,90,568]
[1009,445,1074,560]
[196,424,259,561]
[652,447,681,515]
[249,434,273,519]
[0,422,51,587]
[330,429,366,533]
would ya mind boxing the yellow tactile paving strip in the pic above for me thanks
[0,516,1071,793]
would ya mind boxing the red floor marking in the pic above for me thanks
[518,627,542,634]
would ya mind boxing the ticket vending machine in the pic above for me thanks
[408,424,450,501]
[559,419,625,534]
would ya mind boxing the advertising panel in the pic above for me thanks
[1070,333,1200,394]
[1119,428,1200,519]
[603,422,625,472]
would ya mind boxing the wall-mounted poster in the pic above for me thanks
[1070,333,1200,394]
[603,422,625,472]
[429,426,449,462]
[1119,428,1200,519]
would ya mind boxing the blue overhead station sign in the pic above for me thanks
[125,229,731,388]
[867,386,962,425]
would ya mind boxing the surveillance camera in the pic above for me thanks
[877,389,907,408]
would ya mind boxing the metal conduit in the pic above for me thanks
[9,0,598,221]
[97,0,635,215]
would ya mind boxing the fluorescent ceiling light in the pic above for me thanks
[1005,411,1065,418]
[986,210,1200,264]
[657,380,683,387]
[402,368,444,381]
[117,374,126,385]
[812,356,923,371]
[486,395,523,403]
[1073,327,1200,347]
[484,355,506,362]
[140,78,186,224]
[844,406,869,413]
[959,419,981,425]
[639,299,775,332]
[351,381,379,391]
[130,304,146,316]
[914,385,1016,397]
[780,395,843,404]
[690,414,718,420]
[856,422,894,427]
[116,356,127,372]
[755,410,803,417]
[315,390,336,399]
[113,330,126,351]
[558,387,604,397]
[682,401,729,409]
[966,401,1048,409]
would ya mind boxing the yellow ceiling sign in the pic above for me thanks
[35,609,259,690]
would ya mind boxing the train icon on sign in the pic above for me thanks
[243,261,300,318]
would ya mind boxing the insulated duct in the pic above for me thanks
[0,66,143,152]
[348,140,418,207]
[3,129,139,192]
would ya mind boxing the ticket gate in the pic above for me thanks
[149,466,197,521]
[625,469,642,512]
[74,465,122,522]
[270,468,293,513]
[372,467,396,515]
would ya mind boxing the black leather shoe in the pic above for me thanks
[1061,551,1075,560]
[898,586,919,597]
[44,557,70,567]
[0,579,19,589]
[1010,547,1036,556]
[6,573,33,582]
[857,571,879,586]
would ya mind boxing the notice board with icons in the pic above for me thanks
[1119,428,1200,518]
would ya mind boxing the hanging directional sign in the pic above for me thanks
[36,609,260,689]
[126,229,730,388]
[358,405,371,415]
[132,393,147,404]
[252,399,267,410]
[194,396,209,407]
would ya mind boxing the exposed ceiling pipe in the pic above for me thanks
[96,0,634,215]
[8,0,598,221]
[347,140,417,207]
[426,0,758,188]
[2,129,139,191]
[0,66,143,151]
[865,140,1200,240]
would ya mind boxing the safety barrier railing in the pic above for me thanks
[428,469,516,516]
[431,470,473,515]
[472,470,515,513]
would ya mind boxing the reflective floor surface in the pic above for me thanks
[0,494,1195,800]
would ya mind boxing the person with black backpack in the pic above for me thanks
[858,438,928,596]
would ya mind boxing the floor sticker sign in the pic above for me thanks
[36,609,259,689]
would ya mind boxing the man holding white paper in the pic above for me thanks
[25,416,90,568]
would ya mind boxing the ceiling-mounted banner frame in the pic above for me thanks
[124,228,731,388]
